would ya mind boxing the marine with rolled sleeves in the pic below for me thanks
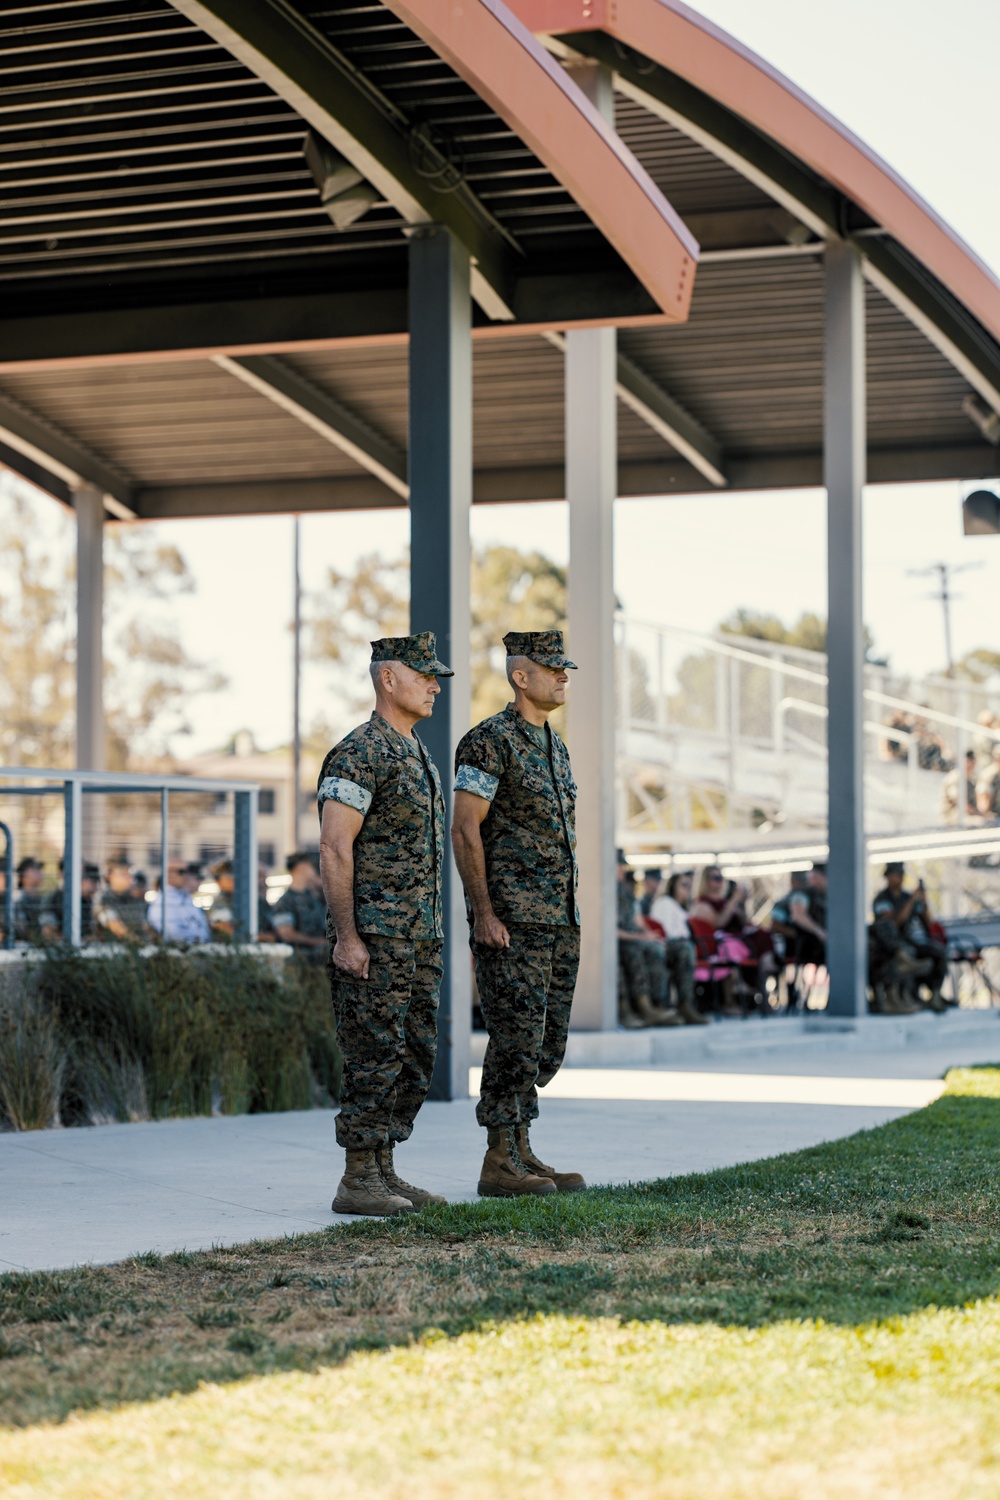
[318,627,585,1216]
[452,631,586,1198]
[318,632,452,1217]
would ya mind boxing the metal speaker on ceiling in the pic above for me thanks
[962,488,1000,536]
[304,133,379,229]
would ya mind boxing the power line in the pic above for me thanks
[905,560,983,676]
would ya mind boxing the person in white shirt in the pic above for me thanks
[649,871,705,1025]
[147,858,212,945]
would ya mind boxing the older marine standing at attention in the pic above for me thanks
[452,630,585,1199]
[318,632,452,1218]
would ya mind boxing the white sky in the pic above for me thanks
[11,0,1000,754]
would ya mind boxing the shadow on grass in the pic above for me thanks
[2,1074,999,1427]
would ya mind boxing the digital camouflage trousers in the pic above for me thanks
[618,936,668,1006]
[473,923,580,1129]
[329,935,442,1150]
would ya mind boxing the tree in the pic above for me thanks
[306,543,568,728]
[955,647,1000,685]
[719,607,882,662]
[0,479,226,769]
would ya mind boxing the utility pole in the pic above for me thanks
[292,515,302,852]
[906,560,983,677]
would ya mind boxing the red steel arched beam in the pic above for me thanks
[383,0,698,323]
[509,0,1000,345]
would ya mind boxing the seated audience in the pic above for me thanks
[912,714,952,772]
[616,851,680,1027]
[648,871,705,1026]
[976,744,1000,820]
[973,710,999,765]
[882,711,912,762]
[691,865,776,1006]
[94,859,149,942]
[691,866,747,932]
[871,861,947,1011]
[207,858,236,939]
[271,851,328,962]
[257,864,277,943]
[942,750,981,824]
[769,870,808,961]
[785,863,827,968]
[13,857,60,946]
[147,858,212,944]
[639,867,663,918]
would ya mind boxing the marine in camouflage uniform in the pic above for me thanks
[270,853,327,963]
[318,631,452,1217]
[452,629,586,1198]
[616,856,678,1027]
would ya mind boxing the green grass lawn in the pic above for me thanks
[1,1067,999,1497]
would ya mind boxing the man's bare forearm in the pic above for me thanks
[320,841,359,939]
[451,823,494,918]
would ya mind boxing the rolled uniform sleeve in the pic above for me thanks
[455,726,504,803]
[318,745,377,817]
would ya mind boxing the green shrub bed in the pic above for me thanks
[0,950,340,1130]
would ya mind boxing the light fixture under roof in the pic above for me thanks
[304,132,379,230]
[963,488,1000,535]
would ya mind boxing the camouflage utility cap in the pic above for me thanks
[371,631,453,677]
[503,630,577,670]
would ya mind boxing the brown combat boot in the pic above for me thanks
[478,1124,557,1198]
[678,1000,708,1025]
[514,1125,586,1192]
[332,1148,416,1216]
[376,1143,446,1209]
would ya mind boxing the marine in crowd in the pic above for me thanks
[318,632,451,1218]
[452,630,585,1199]
[270,851,327,961]
[616,853,679,1027]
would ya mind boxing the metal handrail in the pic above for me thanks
[0,767,259,946]
[0,819,12,951]
[618,618,991,738]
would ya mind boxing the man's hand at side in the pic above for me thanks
[452,789,510,949]
[474,909,510,950]
[319,798,369,976]
[333,931,370,978]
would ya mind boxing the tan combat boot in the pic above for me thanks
[515,1125,586,1192]
[678,1000,708,1025]
[332,1148,416,1216]
[633,992,683,1027]
[478,1124,557,1198]
[376,1143,446,1209]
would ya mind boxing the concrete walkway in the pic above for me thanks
[2,1015,998,1274]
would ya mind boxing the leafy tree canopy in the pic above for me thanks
[0,480,226,769]
[306,543,567,727]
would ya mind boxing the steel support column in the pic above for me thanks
[75,484,105,772]
[408,225,472,1101]
[824,241,867,1016]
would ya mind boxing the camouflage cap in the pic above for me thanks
[502,629,577,670]
[370,631,454,677]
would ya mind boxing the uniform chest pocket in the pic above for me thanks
[520,765,551,796]
[396,766,430,802]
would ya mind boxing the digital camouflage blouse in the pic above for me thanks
[317,713,445,940]
[454,703,579,928]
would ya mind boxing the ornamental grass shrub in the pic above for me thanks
[0,950,340,1131]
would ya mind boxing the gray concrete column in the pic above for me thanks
[408,224,472,1100]
[565,323,618,1031]
[824,240,867,1015]
[564,57,618,1033]
[75,483,105,772]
